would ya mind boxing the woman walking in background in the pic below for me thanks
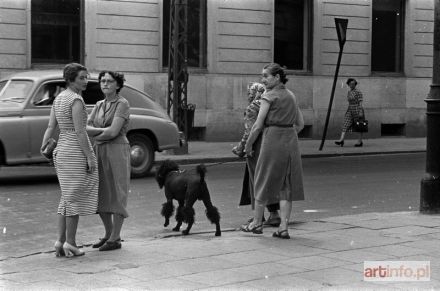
[335,78,364,147]
[87,71,131,251]
[241,63,304,239]
[41,63,98,257]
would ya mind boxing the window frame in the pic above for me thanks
[371,0,405,75]
[30,0,85,65]
[161,0,208,71]
[273,0,313,74]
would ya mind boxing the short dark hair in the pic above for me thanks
[346,78,357,86]
[98,70,125,93]
[263,63,288,84]
[63,63,87,83]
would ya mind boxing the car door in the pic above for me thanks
[26,80,65,161]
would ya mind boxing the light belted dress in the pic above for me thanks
[88,96,130,218]
[253,84,305,203]
[53,88,99,216]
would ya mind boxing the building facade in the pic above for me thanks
[0,0,434,141]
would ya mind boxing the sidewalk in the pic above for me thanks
[1,137,434,290]
[2,211,440,290]
[156,137,426,165]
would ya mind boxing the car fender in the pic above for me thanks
[128,114,180,151]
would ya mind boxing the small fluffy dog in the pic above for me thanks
[155,159,221,236]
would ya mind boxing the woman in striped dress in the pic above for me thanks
[41,63,99,257]
[334,78,364,147]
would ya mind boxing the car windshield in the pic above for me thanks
[0,80,33,103]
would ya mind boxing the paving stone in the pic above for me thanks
[322,249,395,264]
[240,274,326,290]
[402,239,440,252]
[290,221,354,232]
[298,267,363,286]
[230,261,306,277]
[132,276,210,290]
[179,269,260,287]
[279,255,350,271]
[114,264,178,282]
[371,279,440,290]
[264,242,330,258]
[380,226,440,237]
[320,281,403,290]
[364,244,428,258]
[321,213,384,224]
[212,249,286,265]
[340,219,414,230]
[1,268,68,284]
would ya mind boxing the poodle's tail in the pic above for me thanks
[196,164,207,183]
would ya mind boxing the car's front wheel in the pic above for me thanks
[128,133,155,178]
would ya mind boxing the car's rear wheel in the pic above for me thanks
[128,133,155,178]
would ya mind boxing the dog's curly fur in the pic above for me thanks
[155,159,221,236]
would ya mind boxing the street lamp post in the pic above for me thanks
[420,0,440,213]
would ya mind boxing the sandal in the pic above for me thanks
[240,222,263,234]
[272,229,290,239]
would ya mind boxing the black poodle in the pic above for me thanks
[155,159,221,236]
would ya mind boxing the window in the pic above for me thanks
[31,0,82,63]
[274,0,312,71]
[0,80,33,103]
[372,0,404,72]
[162,0,207,68]
[33,82,65,106]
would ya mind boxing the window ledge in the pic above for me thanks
[371,71,406,77]
[285,70,313,76]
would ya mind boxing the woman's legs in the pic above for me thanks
[278,200,292,232]
[358,132,363,143]
[337,131,346,142]
[99,212,113,239]
[266,203,280,217]
[57,214,66,243]
[109,214,124,242]
[252,200,266,226]
[65,215,79,246]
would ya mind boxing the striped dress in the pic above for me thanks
[53,88,98,216]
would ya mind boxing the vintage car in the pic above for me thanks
[0,70,182,177]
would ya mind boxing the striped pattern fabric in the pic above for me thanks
[53,88,98,216]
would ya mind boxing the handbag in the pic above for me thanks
[353,108,368,133]
[41,138,57,160]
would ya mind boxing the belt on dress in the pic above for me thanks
[264,124,293,128]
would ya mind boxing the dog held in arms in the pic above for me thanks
[155,159,221,236]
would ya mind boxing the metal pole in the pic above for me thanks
[319,48,343,151]
[420,0,440,213]
[319,18,348,151]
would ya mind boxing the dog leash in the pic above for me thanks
[183,157,245,172]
